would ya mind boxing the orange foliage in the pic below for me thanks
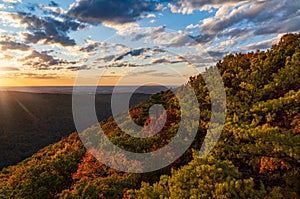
[259,156,292,174]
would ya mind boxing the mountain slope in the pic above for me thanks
[0,33,299,198]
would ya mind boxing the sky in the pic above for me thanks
[0,0,299,86]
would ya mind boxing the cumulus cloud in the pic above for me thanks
[2,11,85,46]
[199,0,300,36]
[182,0,300,53]
[67,0,167,25]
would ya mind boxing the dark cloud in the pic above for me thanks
[208,51,228,61]
[9,12,85,46]
[95,47,166,64]
[49,1,59,7]
[150,57,183,65]
[80,43,100,53]
[114,48,150,61]
[254,15,300,35]
[95,55,116,63]
[114,47,166,61]
[189,34,213,45]
[0,41,31,51]
[67,65,90,71]
[67,0,169,24]
[106,61,142,68]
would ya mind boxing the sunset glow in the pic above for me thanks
[0,0,299,86]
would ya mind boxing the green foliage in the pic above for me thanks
[128,33,300,198]
[1,33,300,198]
[0,133,85,198]
[128,153,267,199]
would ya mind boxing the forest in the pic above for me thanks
[0,33,299,198]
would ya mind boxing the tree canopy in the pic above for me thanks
[0,33,299,198]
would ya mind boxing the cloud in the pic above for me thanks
[114,47,165,61]
[144,13,156,18]
[12,72,60,79]
[124,26,199,48]
[166,33,197,47]
[96,47,166,64]
[2,11,85,46]
[67,0,167,25]
[169,0,243,13]
[126,69,177,77]
[150,19,156,23]
[186,24,200,29]
[2,0,22,4]
[105,60,142,68]
[0,67,20,71]
[208,51,228,60]
[0,41,31,51]
[38,4,64,15]
[130,26,166,41]
[182,0,300,53]
[66,65,90,71]
[95,55,116,63]
[189,34,213,45]
[200,0,300,35]
[254,15,300,36]
[239,37,279,51]
[150,57,183,65]
[49,1,59,7]
[19,50,76,70]
[1,71,62,79]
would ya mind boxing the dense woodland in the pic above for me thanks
[0,33,299,198]
[0,92,150,169]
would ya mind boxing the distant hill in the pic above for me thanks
[0,33,299,198]
[0,92,151,169]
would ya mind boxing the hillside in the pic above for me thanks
[0,92,150,169]
[0,33,299,198]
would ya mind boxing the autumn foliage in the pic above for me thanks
[0,33,299,198]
